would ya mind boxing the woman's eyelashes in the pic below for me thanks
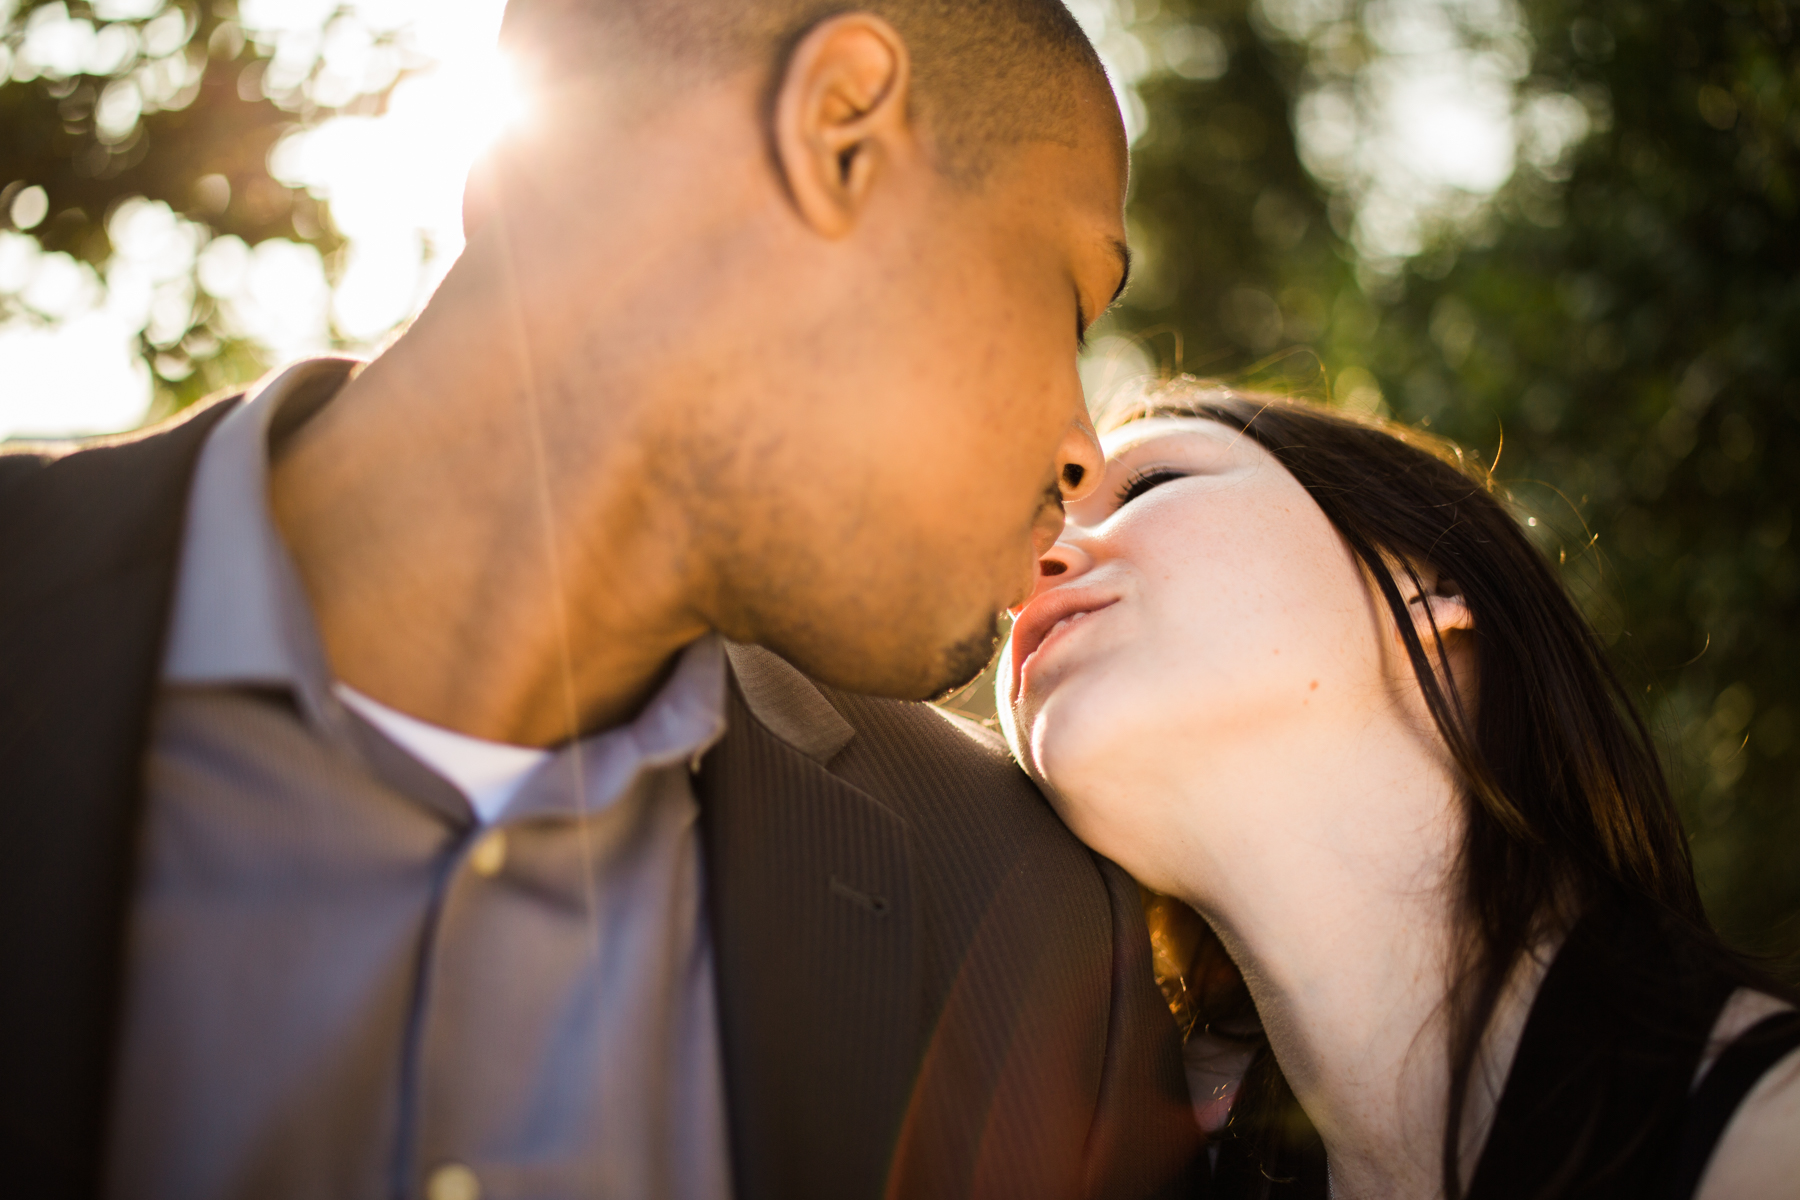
[1115,467,1187,508]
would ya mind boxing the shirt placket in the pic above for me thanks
[401,753,658,1200]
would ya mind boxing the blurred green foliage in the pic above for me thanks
[1112,0,1800,956]
[6,0,1797,954]
[1114,2,1352,377]
[0,0,403,412]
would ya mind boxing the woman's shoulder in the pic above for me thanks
[1692,989,1800,1200]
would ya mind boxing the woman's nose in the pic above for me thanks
[1031,538,1095,594]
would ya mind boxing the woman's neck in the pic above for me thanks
[1161,731,1545,1199]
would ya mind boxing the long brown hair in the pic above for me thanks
[1115,380,1786,1197]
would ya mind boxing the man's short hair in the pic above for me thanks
[505,1,1109,180]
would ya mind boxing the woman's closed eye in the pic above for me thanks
[1116,468,1187,508]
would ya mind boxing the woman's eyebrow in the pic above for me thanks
[1096,443,1146,479]
[1105,432,1243,479]
[1105,429,1190,461]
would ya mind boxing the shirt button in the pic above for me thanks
[468,829,508,878]
[425,1162,481,1200]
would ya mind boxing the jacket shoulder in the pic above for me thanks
[824,689,1039,799]
[0,394,242,1198]
[924,702,1014,758]
[0,396,238,609]
[0,437,72,502]
[818,686,1205,1197]
[820,687,1084,898]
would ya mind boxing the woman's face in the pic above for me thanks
[997,416,1396,891]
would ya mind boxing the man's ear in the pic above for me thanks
[772,13,914,239]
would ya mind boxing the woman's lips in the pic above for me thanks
[1009,590,1117,696]
[1037,608,1096,654]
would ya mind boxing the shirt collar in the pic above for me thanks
[509,635,728,822]
[161,354,729,821]
[163,356,362,700]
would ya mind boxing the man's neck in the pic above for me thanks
[268,291,711,748]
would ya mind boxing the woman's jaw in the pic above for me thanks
[996,412,1497,1195]
[999,417,1397,889]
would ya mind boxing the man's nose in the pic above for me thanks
[1055,409,1105,506]
[1028,495,1067,566]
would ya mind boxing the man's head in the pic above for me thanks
[463,0,1128,700]
[504,0,1109,182]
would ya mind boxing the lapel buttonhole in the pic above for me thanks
[829,875,891,917]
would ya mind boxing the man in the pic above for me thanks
[0,2,1202,1198]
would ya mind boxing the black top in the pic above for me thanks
[1467,899,1796,1200]
[1207,899,1797,1200]
[1668,1008,1800,1199]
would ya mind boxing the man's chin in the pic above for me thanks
[757,610,1002,702]
[925,614,1004,702]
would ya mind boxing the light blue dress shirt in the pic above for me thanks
[104,359,735,1200]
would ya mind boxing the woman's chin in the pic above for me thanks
[1021,690,1132,796]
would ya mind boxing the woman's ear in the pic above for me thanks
[1399,568,1480,723]
[1411,586,1468,644]
[1389,564,1476,647]
[770,13,914,239]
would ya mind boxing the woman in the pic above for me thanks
[998,380,1800,1199]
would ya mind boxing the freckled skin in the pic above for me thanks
[996,416,1488,1200]
[999,415,1800,1200]
[998,417,1389,888]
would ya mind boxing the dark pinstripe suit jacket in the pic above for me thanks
[0,395,1204,1200]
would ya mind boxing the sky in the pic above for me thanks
[1,0,1539,439]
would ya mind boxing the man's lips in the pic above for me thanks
[1008,588,1117,695]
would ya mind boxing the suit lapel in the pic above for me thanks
[0,398,237,1196]
[698,650,919,1200]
